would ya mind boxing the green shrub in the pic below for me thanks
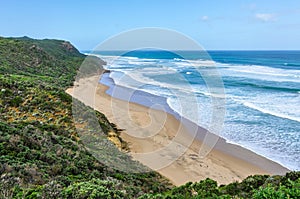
[61,178,125,199]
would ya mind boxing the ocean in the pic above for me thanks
[87,50,300,171]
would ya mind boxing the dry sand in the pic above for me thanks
[66,75,289,186]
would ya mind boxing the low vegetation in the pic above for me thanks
[0,36,299,198]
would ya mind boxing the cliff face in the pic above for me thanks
[0,37,171,198]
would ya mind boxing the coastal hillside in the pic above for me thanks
[0,36,299,198]
[0,37,171,198]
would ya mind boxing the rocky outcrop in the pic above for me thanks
[62,41,76,52]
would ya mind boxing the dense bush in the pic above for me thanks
[137,173,300,198]
[61,178,125,199]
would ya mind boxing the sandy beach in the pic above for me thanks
[66,74,289,186]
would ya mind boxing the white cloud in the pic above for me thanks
[255,13,276,22]
[201,15,209,21]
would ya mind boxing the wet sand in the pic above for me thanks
[66,75,289,186]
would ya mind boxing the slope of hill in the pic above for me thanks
[0,36,299,198]
[0,37,171,198]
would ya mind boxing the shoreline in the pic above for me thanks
[99,73,290,173]
[66,74,289,186]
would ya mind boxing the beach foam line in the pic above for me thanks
[243,102,300,123]
[101,73,292,170]
[105,71,298,169]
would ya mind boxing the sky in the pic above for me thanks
[1,0,300,50]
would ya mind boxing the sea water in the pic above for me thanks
[89,50,300,171]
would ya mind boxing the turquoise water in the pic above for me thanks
[90,50,300,171]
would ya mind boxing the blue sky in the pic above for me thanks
[1,0,300,50]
